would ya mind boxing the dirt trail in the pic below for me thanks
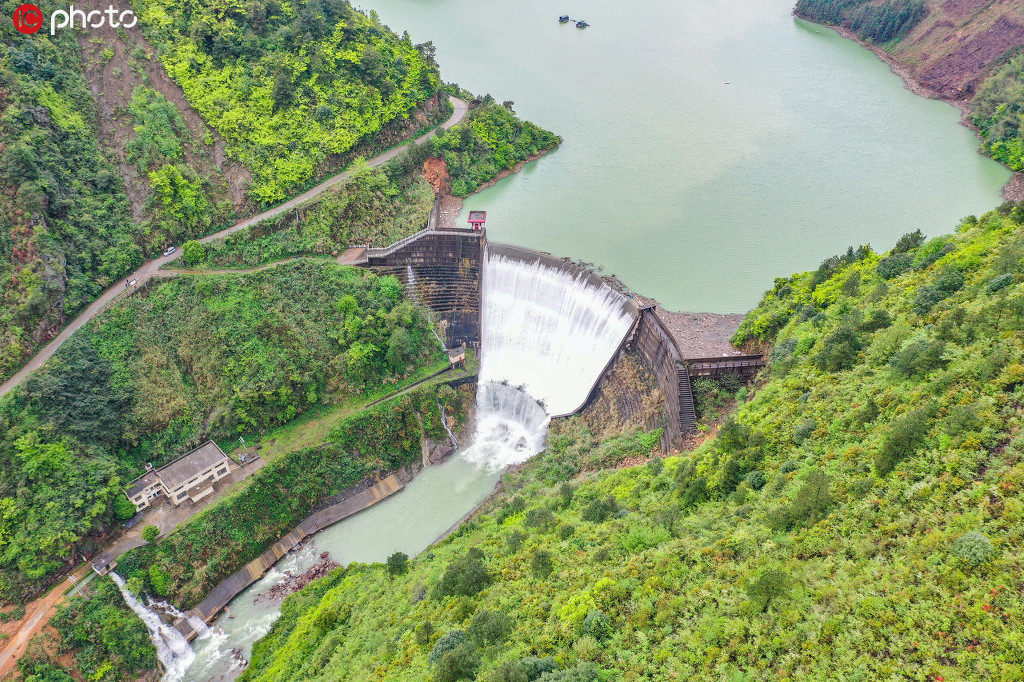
[0,566,88,679]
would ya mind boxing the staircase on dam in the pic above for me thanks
[676,368,697,433]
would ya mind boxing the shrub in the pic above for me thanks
[531,551,553,579]
[852,398,880,427]
[581,610,613,641]
[386,551,409,576]
[745,569,794,613]
[952,531,995,567]
[141,525,159,543]
[433,548,491,598]
[181,239,206,266]
[779,461,799,474]
[467,610,511,645]
[429,630,467,665]
[874,404,933,476]
[877,253,913,279]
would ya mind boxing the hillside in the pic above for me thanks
[243,205,1024,681]
[0,0,447,385]
[0,260,445,604]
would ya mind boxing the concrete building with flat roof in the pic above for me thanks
[124,441,232,511]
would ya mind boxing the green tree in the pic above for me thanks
[181,239,207,266]
[746,569,794,613]
[386,551,409,576]
[530,550,553,579]
[433,548,490,598]
[141,525,160,543]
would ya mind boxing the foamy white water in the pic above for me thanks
[479,251,634,415]
[463,249,634,467]
[111,573,196,682]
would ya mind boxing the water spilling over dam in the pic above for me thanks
[461,245,636,468]
[112,573,197,682]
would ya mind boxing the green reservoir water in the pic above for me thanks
[366,0,1009,312]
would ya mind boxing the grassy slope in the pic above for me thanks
[244,207,1024,681]
[0,260,444,603]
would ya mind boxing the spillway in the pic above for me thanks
[461,246,636,468]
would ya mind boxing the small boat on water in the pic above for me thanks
[575,20,589,28]
[559,15,569,23]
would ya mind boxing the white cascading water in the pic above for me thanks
[111,573,196,682]
[461,249,634,468]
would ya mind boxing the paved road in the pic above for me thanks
[0,97,468,400]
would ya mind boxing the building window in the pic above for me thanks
[216,468,227,477]
[177,491,188,500]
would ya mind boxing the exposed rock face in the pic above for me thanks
[429,443,453,464]
[255,551,340,603]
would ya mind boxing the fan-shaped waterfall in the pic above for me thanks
[462,248,635,468]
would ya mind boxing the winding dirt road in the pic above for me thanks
[0,97,468,400]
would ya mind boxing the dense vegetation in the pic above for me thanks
[49,577,157,681]
[200,155,435,268]
[245,206,1024,680]
[430,100,562,197]
[0,260,443,603]
[131,0,441,203]
[795,0,926,44]
[116,382,470,608]
[0,21,141,383]
[973,54,1024,172]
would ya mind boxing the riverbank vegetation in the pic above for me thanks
[116,382,470,608]
[0,260,444,603]
[795,0,927,44]
[973,54,1024,172]
[245,205,1024,680]
[430,99,562,197]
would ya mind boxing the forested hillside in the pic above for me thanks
[0,0,452,385]
[0,24,141,384]
[0,260,444,603]
[244,206,1024,681]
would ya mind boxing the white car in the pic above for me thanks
[163,246,176,257]
[128,279,138,287]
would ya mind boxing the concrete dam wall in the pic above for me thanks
[363,228,484,349]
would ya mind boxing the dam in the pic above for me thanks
[155,225,764,679]
[350,226,764,445]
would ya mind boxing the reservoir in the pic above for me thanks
[367,0,1009,312]
[178,0,1009,677]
